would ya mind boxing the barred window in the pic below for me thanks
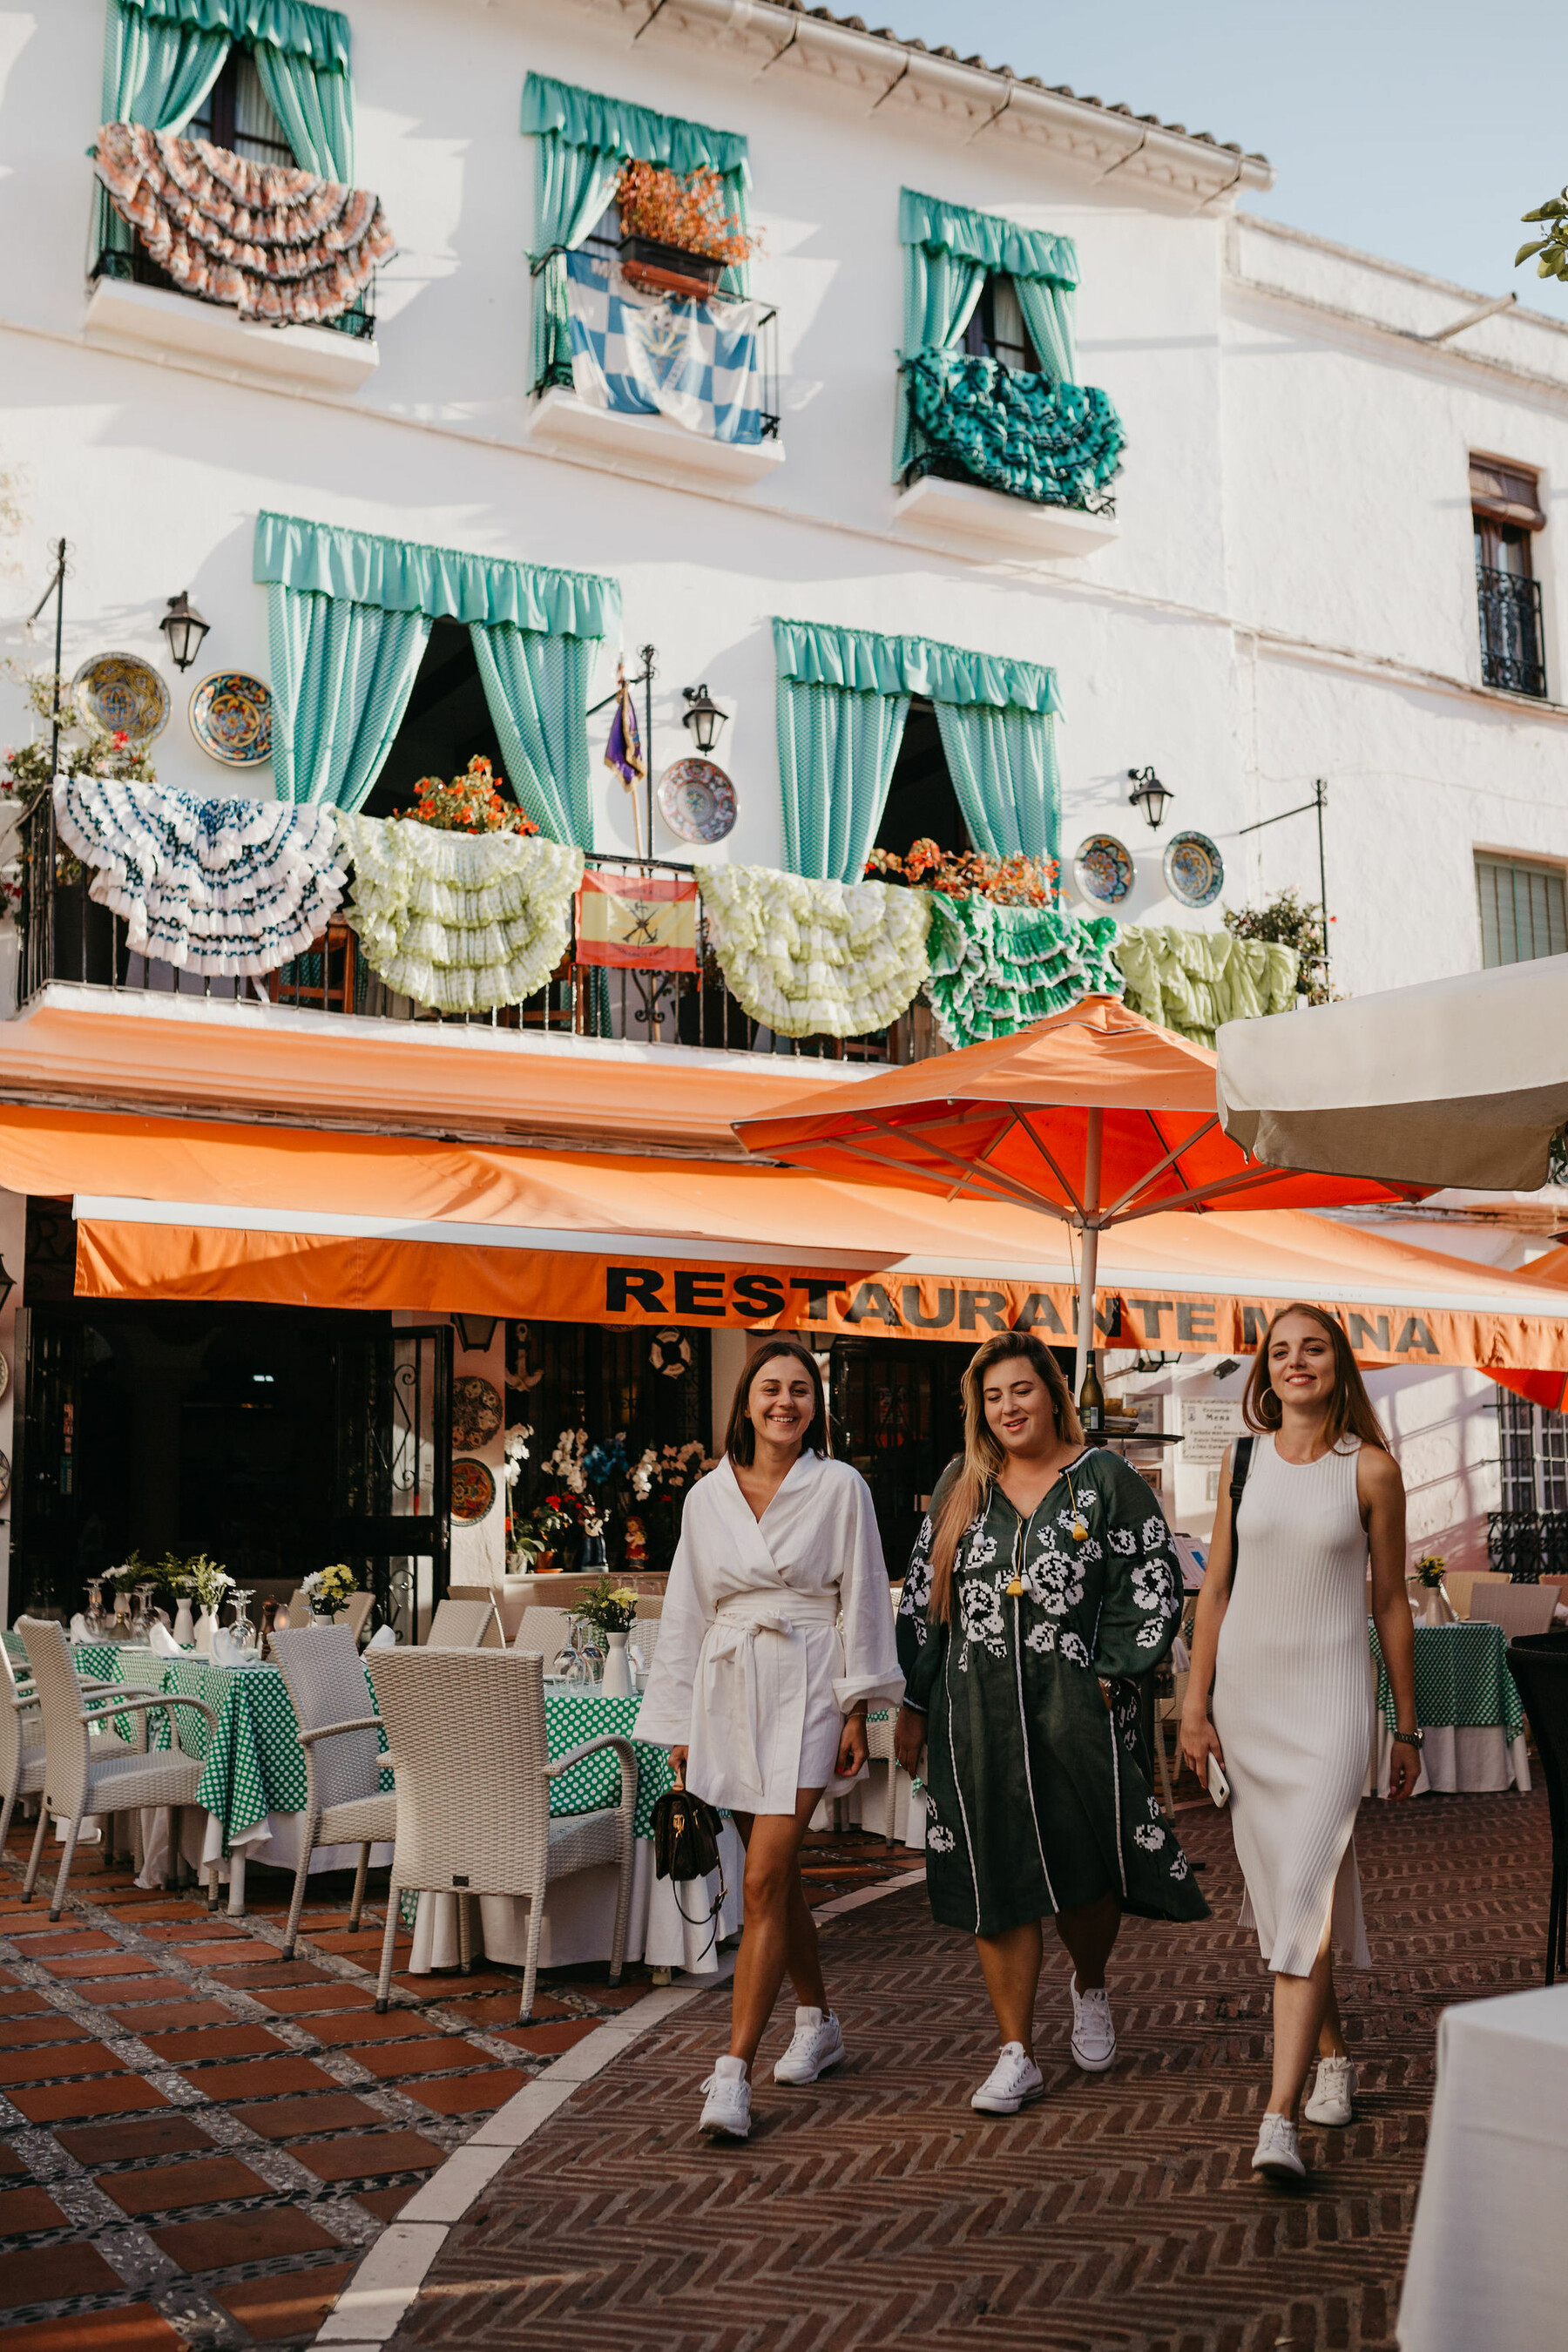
[1498,1391,1568,1511]
[1476,854,1568,969]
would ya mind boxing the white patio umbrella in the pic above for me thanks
[1216,954,1568,1193]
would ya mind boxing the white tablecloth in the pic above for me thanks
[1367,1721,1531,1799]
[1399,1983,1568,2350]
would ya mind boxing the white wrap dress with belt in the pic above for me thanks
[636,1452,904,1815]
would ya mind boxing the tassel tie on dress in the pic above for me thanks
[697,1591,840,1801]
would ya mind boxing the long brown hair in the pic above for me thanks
[1242,1302,1389,1452]
[724,1338,830,1467]
[926,1335,1084,1624]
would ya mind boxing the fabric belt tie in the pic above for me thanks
[702,1592,840,1797]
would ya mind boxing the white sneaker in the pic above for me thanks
[1303,2054,1356,2127]
[971,2041,1044,2114]
[1070,1975,1117,2072]
[699,2055,752,2139]
[1251,2112,1306,2181]
[773,2006,845,2085]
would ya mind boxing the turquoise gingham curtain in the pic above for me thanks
[471,626,598,853]
[776,678,911,885]
[267,591,429,813]
[934,700,1061,866]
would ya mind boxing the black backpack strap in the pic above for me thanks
[1227,1436,1254,1583]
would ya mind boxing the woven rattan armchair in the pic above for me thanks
[426,1597,502,1649]
[17,1619,215,1918]
[368,1648,637,2024]
[513,1606,576,1668]
[1,1641,44,1855]
[268,1626,396,1959]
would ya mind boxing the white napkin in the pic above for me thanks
[70,1613,89,1641]
[365,1625,397,1650]
[148,1621,184,1656]
[211,1625,260,1670]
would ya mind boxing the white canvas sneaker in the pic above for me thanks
[1251,2112,1306,2181]
[699,2055,752,2139]
[1070,1976,1117,2072]
[773,2007,846,2085]
[1302,2054,1356,2127]
[970,2041,1044,2114]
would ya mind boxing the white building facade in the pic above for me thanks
[1,0,1565,1624]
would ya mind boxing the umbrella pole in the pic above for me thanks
[1074,1109,1103,1398]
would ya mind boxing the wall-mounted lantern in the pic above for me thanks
[159,591,211,672]
[1126,766,1174,829]
[681,684,727,754]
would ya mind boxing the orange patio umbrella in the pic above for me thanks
[735,995,1429,1390]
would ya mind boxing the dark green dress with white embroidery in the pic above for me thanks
[897,1447,1209,1938]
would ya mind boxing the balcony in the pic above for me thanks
[1486,1510,1568,1579]
[894,351,1123,562]
[1477,565,1547,699]
[9,804,937,1148]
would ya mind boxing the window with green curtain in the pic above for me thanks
[895,186,1122,512]
[772,617,1063,882]
[253,512,618,841]
[522,71,751,396]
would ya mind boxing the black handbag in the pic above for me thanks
[652,1772,724,1883]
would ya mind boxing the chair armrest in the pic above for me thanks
[544,1733,638,1778]
[297,1716,382,1747]
[80,1692,218,1732]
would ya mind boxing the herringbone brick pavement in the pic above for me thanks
[389,1789,1554,2352]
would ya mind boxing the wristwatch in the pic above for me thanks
[1391,1727,1425,1749]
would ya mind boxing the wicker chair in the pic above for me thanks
[1,1642,44,1855]
[368,1648,637,2024]
[513,1606,576,1668]
[335,1592,375,1645]
[17,1619,215,1919]
[268,1626,397,1959]
[426,1597,501,1649]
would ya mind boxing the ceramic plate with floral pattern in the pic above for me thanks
[1072,833,1135,906]
[189,670,273,766]
[450,1457,497,1523]
[72,652,170,746]
[451,1376,504,1452]
[657,758,737,845]
[1164,830,1225,909]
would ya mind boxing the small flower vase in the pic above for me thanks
[193,1607,218,1655]
[172,1598,196,1649]
[601,1628,633,1699]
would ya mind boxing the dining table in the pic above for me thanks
[1367,1619,1530,1797]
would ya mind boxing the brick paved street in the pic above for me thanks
[388,1788,1554,2352]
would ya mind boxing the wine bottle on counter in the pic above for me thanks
[1078,1350,1105,1436]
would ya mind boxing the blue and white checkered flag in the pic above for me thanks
[564,251,766,446]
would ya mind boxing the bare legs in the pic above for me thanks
[1267,1909,1342,2120]
[974,1893,1122,2058]
[727,1788,827,2071]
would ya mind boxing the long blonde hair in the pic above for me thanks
[1242,1302,1389,1452]
[926,1335,1084,1624]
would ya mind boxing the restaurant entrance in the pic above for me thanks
[830,1335,972,1571]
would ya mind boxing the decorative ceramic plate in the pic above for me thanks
[1073,834,1135,906]
[0,1349,8,1402]
[451,1375,504,1452]
[189,671,273,766]
[0,1451,10,1507]
[71,652,170,746]
[450,1457,497,1523]
[1164,830,1225,908]
[657,758,738,846]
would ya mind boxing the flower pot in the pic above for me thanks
[172,1598,195,1649]
[618,233,722,301]
[602,1628,633,1699]
[193,1607,218,1655]
[1408,1578,1455,1626]
[536,1551,559,1575]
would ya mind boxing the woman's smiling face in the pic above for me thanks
[982,1356,1057,1456]
[1267,1312,1337,1411]
[746,1357,816,1453]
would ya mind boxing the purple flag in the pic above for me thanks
[604,668,644,787]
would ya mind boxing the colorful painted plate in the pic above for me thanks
[451,1375,504,1452]
[1164,830,1224,909]
[1072,834,1135,906]
[71,652,170,746]
[189,670,273,767]
[450,1457,497,1524]
[657,758,737,846]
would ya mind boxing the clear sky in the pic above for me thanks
[887,1,1568,321]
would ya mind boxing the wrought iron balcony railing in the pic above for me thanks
[13,794,936,1067]
[1485,1509,1568,1580]
[1477,565,1546,699]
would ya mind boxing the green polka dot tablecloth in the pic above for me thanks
[544,1693,673,1840]
[1369,1619,1524,1742]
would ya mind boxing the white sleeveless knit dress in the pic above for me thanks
[1212,1435,1375,1975]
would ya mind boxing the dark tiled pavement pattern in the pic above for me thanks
[389,1789,1554,2352]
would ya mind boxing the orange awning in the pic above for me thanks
[5,1104,1568,1374]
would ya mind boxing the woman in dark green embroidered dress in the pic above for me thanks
[894,1334,1206,2114]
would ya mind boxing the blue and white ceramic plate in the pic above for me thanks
[1164,830,1224,909]
[72,652,169,746]
[189,671,273,767]
[1072,833,1135,906]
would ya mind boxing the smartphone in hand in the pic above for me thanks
[1206,1752,1231,1808]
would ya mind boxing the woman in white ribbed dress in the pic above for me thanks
[1182,1304,1418,2183]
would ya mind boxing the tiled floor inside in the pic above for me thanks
[0,1821,923,2347]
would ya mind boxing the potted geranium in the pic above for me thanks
[616,159,758,301]
[395,755,538,836]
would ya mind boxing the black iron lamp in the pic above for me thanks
[681,684,727,754]
[1126,766,1173,829]
[453,1314,499,1354]
[159,591,211,672]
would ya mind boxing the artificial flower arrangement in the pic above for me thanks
[103,1552,181,1621]
[301,1562,359,1616]
[1412,1552,1446,1589]
[866,837,1060,908]
[395,754,539,837]
[615,160,759,266]
[179,1552,233,1617]
[577,1578,639,1634]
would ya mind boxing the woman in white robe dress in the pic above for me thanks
[638,1338,902,2139]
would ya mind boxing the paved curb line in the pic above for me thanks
[311,1865,927,2349]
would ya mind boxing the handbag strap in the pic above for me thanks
[1227,1435,1254,1582]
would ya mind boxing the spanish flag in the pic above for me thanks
[575,869,700,970]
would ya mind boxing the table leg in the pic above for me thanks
[227,1852,247,1917]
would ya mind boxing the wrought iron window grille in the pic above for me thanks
[1476,564,1547,699]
